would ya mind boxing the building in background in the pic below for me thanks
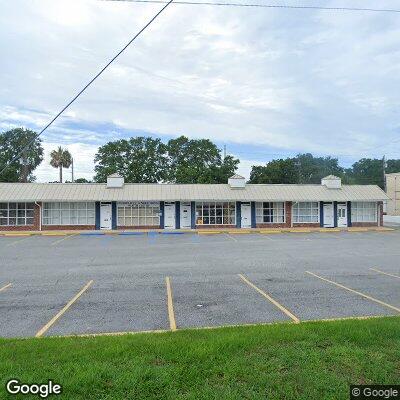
[385,172,400,216]
[0,174,388,231]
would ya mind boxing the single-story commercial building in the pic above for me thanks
[385,172,400,216]
[0,174,388,231]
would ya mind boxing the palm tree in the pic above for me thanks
[50,146,72,183]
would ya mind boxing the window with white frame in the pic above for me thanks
[255,202,285,223]
[0,203,34,226]
[196,202,236,225]
[292,202,319,223]
[351,202,377,222]
[42,202,95,225]
[117,202,160,226]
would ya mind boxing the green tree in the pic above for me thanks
[94,137,168,183]
[296,153,343,184]
[342,167,356,184]
[386,159,400,174]
[249,158,298,184]
[348,158,384,188]
[65,178,91,183]
[0,128,43,182]
[74,178,91,183]
[166,136,239,183]
[249,153,343,184]
[210,155,240,184]
[50,146,72,183]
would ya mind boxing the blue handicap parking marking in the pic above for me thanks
[148,231,159,244]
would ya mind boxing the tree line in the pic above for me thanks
[0,127,398,189]
[0,128,238,184]
[249,153,400,188]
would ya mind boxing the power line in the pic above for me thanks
[0,0,174,177]
[369,135,400,151]
[100,0,400,13]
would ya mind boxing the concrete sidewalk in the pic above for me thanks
[0,226,394,236]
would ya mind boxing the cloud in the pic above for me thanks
[235,157,263,180]
[1,0,400,182]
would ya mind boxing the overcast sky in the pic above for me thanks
[1,0,400,182]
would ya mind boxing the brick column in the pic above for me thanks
[285,201,292,228]
[33,202,41,230]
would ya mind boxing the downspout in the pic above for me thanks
[35,202,42,231]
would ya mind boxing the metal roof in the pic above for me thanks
[0,182,389,202]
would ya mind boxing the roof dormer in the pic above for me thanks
[228,174,246,189]
[107,174,124,188]
[321,175,341,189]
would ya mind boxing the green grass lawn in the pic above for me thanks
[1,317,399,399]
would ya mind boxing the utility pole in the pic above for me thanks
[223,145,226,160]
[295,158,301,184]
[19,153,29,183]
[71,158,74,183]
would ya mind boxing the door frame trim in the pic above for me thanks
[337,202,348,227]
[100,202,112,230]
[164,201,176,229]
[241,202,252,229]
[323,202,334,228]
[180,202,191,229]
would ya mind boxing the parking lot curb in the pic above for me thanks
[0,226,394,237]
[54,315,398,339]
[118,232,146,236]
[41,232,71,236]
[0,233,33,237]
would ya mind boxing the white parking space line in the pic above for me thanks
[370,268,400,280]
[306,271,400,313]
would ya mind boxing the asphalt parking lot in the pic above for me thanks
[0,230,399,338]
